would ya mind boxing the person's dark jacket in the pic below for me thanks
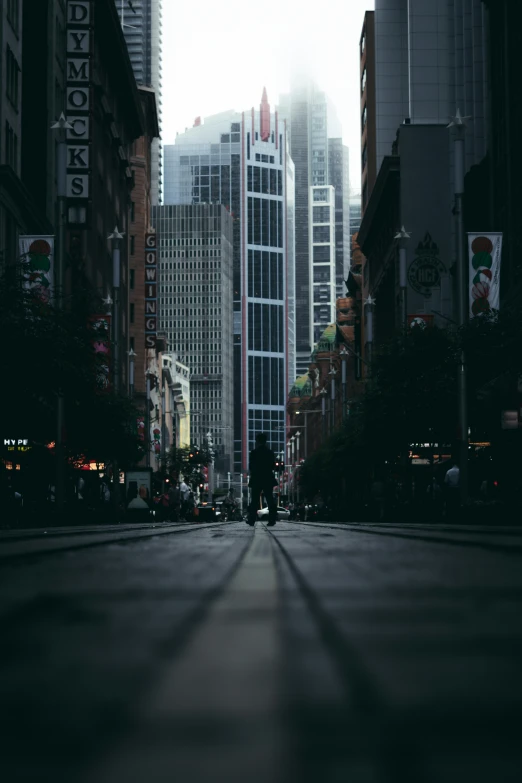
[168,486,180,507]
[249,445,276,486]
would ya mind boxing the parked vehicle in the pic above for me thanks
[196,502,218,521]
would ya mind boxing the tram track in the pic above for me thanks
[0,520,232,563]
[263,522,421,783]
[285,520,522,555]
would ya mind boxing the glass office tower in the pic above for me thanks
[310,186,336,343]
[153,203,234,472]
[163,92,295,472]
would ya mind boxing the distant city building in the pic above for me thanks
[129,87,159,406]
[310,186,336,344]
[358,1,490,353]
[117,0,163,204]
[278,80,347,375]
[162,93,295,472]
[328,138,350,297]
[371,0,487,176]
[360,11,377,213]
[349,193,362,268]
[172,357,191,449]
[152,203,234,473]
[0,0,32,266]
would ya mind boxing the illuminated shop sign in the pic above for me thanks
[3,439,32,453]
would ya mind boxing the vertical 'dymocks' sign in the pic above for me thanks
[66,1,93,212]
[145,234,157,348]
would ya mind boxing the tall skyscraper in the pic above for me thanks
[278,81,347,375]
[153,204,234,472]
[371,0,487,175]
[163,91,295,472]
[117,0,163,204]
[349,194,362,243]
[360,11,377,214]
[328,139,350,297]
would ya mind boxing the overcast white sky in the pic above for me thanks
[162,0,374,192]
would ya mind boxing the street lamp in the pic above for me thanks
[108,226,124,513]
[448,108,472,508]
[290,435,296,504]
[50,113,72,514]
[294,430,301,503]
[108,226,124,395]
[128,348,137,398]
[328,365,338,433]
[319,387,328,442]
[339,345,349,420]
[364,295,375,372]
[394,226,411,332]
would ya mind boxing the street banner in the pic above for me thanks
[19,235,54,303]
[468,233,503,317]
[89,314,111,390]
[125,469,152,510]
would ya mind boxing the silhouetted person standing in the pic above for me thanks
[248,433,277,526]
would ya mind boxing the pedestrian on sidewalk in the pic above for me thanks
[370,474,386,522]
[444,462,460,520]
[248,433,277,526]
[168,483,181,522]
[427,476,443,521]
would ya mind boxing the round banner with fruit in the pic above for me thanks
[468,233,503,318]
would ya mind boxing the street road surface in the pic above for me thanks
[1,521,522,782]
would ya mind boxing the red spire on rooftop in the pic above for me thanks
[260,86,270,141]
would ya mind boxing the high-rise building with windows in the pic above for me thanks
[163,91,295,472]
[117,0,163,204]
[360,11,377,214]
[310,186,336,343]
[349,193,362,243]
[369,0,487,177]
[278,80,347,375]
[328,138,350,297]
[152,203,234,472]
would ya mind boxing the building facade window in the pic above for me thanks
[7,0,19,35]
[130,303,135,324]
[5,122,18,170]
[6,46,20,109]
[130,269,135,290]
[130,235,135,255]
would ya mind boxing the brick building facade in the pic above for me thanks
[129,86,159,401]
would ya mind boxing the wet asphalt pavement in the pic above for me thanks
[1,520,522,783]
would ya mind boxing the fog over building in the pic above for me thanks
[278,80,349,374]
